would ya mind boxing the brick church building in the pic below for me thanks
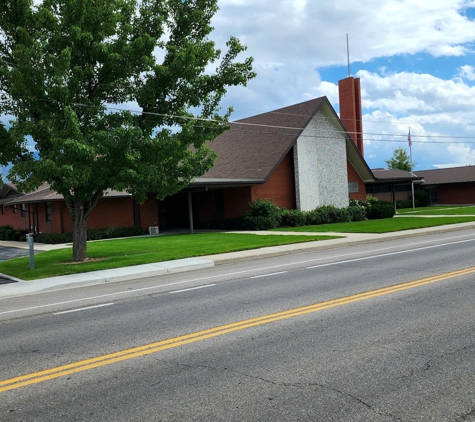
[1,77,376,234]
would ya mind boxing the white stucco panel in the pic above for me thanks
[294,111,349,211]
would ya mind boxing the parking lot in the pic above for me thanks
[0,247,28,284]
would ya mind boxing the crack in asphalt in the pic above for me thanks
[455,407,475,421]
[421,342,475,372]
[164,360,401,420]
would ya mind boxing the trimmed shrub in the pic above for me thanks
[242,199,280,230]
[112,226,146,238]
[306,205,349,225]
[396,199,412,209]
[396,199,421,209]
[246,199,280,219]
[414,189,431,207]
[305,209,324,225]
[0,225,15,241]
[347,204,367,221]
[86,226,144,241]
[34,226,145,244]
[279,208,307,227]
[0,225,28,241]
[366,195,379,204]
[333,207,350,223]
[242,215,279,230]
[35,232,73,244]
[14,230,29,241]
[366,201,395,219]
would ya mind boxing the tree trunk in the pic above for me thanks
[67,191,104,262]
[72,202,88,262]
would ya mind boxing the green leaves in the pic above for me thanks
[1,0,255,259]
[385,148,414,171]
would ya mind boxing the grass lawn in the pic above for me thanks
[273,216,475,234]
[397,206,475,215]
[0,232,338,281]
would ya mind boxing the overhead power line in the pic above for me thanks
[2,92,475,142]
[2,89,475,129]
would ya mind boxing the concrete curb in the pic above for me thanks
[1,221,474,298]
[209,223,475,265]
[0,258,214,297]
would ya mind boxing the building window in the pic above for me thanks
[367,184,390,194]
[348,182,359,193]
[395,184,411,192]
[1,205,4,215]
[21,204,26,217]
[13,205,17,214]
[45,202,52,222]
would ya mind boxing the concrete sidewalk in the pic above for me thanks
[1,221,475,298]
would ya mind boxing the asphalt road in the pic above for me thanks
[1,230,475,421]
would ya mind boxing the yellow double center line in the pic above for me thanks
[2,266,475,393]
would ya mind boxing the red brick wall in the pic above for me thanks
[87,197,135,230]
[251,151,296,209]
[370,192,411,202]
[339,77,364,155]
[2,195,175,234]
[47,197,138,233]
[224,187,252,218]
[347,160,367,201]
[0,205,22,229]
[139,195,159,231]
[50,202,64,234]
[437,183,475,204]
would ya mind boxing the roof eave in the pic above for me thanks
[346,140,375,182]
[190,178,265,188]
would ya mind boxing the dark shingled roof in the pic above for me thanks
[3,183,132,205]
[415,165,475,185]
[371,168,423,183]
[0,183,22,205]
[202,97,326,181]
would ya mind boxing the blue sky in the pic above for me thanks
[211,0,475,171]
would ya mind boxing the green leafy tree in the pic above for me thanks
[385,148,414,171]
[0,0,255,261]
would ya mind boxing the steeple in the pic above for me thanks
[338,77,364,156]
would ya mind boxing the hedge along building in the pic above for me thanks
[0,77,375,234]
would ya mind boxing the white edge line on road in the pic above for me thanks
[2,234,475,316]
[306,239,473,269]
[53,303,114,315]
[251,271,287,279]
[169,284,216,294]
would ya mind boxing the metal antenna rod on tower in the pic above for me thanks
[346,33,351,77]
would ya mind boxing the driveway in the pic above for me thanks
[0,246,30,261]
[0,247,29,284]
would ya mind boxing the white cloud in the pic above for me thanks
[446,143,475,165]
[324,69,475,169]
[214,0,475,67]
[459,65,475,80]
[213,0,475,171]
[356,70,475,116]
